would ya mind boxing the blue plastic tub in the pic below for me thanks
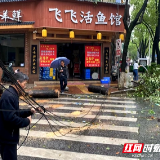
[101,77,110,84]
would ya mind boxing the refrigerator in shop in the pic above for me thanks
[39,67,57,81]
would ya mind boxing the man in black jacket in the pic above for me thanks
[0,72,35,160]
[58,60,67,93]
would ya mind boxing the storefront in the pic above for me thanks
[0,0,125,83]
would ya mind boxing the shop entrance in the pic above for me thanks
[57,43,85,80]
[39,42,101,81]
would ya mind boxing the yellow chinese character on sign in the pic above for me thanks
[33,55,36,58]
[89,57,91,60]
[32,66,36,69]
[43,57,45,60]
[33,59,36,62]
[33,47,35,50]
[46,57,48,60]
[32,70,35,74]
[40,57,42,60]
[86,57,88,60]
[48,61,50,63]
[33,51,36,54]
[33,63,36,65]
[92,57,94,60]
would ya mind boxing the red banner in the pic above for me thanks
[85,46,101,67]
[40,44,57,67]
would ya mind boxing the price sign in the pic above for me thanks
[40,44,57,67]
[85,46,101,67]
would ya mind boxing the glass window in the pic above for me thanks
[0,34,25,67]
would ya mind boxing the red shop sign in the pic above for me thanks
[85,46,101,67]
[40,44,57,67]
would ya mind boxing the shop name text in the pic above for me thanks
[49,8,122,26]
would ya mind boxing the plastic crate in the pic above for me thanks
[85,73,90,76]
[46,67,50,71]
[85,69,90,73]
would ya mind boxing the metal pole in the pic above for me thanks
[118,56,120,85]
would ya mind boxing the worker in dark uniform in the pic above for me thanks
[0,72,36,160]
[58,60,67,93]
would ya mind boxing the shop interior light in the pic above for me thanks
[42,28,47,38]
[97,32,102,40]
[119,34,124,41]
[70,31,75,39]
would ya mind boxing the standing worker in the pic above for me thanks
[133,60,140,81]
[58,60,67,93]
[0,72,36,160]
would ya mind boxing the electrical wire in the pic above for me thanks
[0,58,111,149]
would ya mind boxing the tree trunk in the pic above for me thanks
[121,29,132,72]
[88,85,110,95]
[152,34,156,63]
[28,90,60,98]
[153,0,160,64]
[119,0,148,88]
[157,0,160,64]
[119,29,132,88]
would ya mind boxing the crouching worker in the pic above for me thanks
[0,72,36,160]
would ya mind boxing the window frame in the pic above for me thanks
[0,33,25,67]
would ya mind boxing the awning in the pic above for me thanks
[0,22,34,26]
[0,21,34,29]
[0,0,26,2]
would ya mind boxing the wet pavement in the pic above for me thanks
[1,89,160,160]
[17,94,138,160]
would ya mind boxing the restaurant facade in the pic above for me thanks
[0,0,125,83]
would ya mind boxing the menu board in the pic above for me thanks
[85,46,101,67]
[104,47,109,74]
[31,45,37,74]
[40,44,57,67]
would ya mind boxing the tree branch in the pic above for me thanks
[132,0,149,26]
[142,20,154,41]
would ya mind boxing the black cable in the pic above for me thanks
[0,59,105,145]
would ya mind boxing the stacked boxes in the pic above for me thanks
[53,68,56,80]
[39,67,56,80]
